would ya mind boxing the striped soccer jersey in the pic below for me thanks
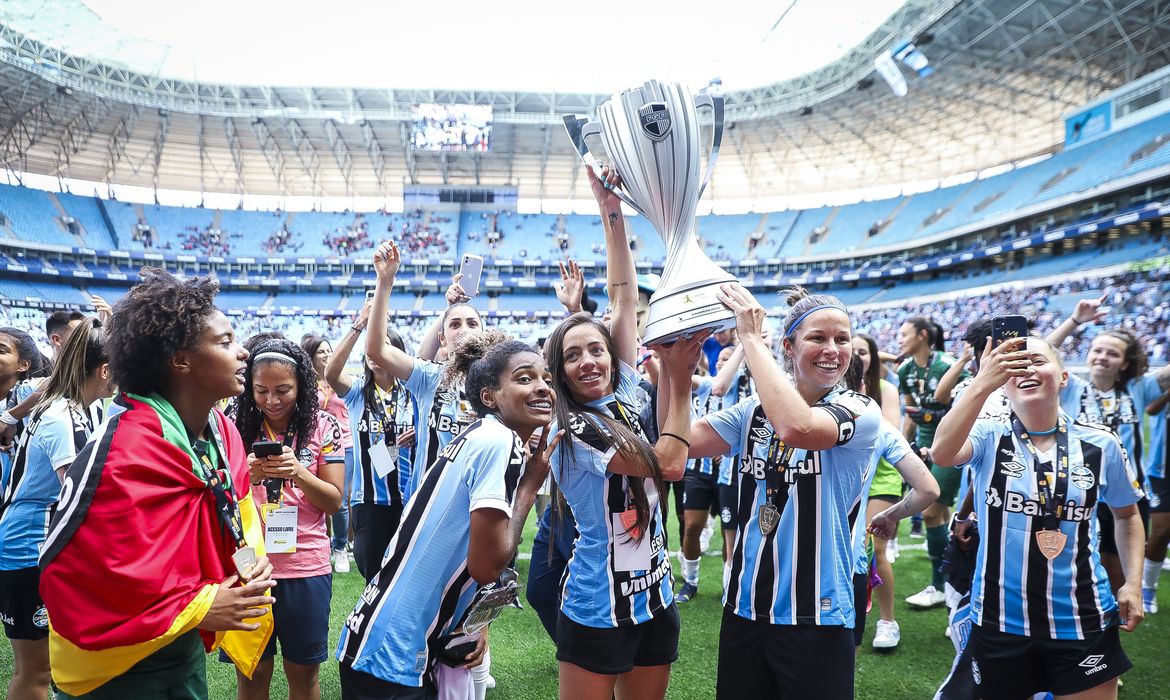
[336,415,525,687]
[0,398,95,569]
[704,387,882,626]
[964,413,1143,639]
[851,422,913,575]
[1060,373,1160,482]
[712,368,747,487]
[343,375,416,506]
[402,359,474,503]
[689,376,715,476]
[552,361,674,628]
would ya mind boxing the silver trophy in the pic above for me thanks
[564,79,735,345]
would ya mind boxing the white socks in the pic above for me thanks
[682,556,701,586]
[471,646,492,700]
[1143,557,1162,590]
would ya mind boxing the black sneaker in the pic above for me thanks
[909,520,925,538]
[676,582,699,603]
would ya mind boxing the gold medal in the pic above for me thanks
[1035,529,1067,560]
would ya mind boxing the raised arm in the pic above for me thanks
[555,259,585,316]
[325,299,373,396]
[932,337,1029,467]
[417,273,469,361]
[933,344,972,406]
[590,166,638,365]
[709,343,747,397]
[368,241,421,382]
[1045,294,1107,348]
[716,283,843,451]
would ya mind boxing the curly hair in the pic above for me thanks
[1097,329,1148,389]
[234,338,320,449]
[443,329,540,417]
[107,268,220,395]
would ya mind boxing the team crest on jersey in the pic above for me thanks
[32,606,48,628]
[1069,465,1095,490]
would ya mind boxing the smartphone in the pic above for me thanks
[253,440,283,458]
[991,315,1029,347]
[459,253,484,298]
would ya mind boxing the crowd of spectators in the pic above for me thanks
[263,227,299,254]
[177,226,235,256]
[393,210,450,255]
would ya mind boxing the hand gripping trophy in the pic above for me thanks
[564,79,736,345]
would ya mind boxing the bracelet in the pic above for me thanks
[660,432,691,448]
[0,410,17,426]
[1071,317,1084,327]
[350,325,365,334]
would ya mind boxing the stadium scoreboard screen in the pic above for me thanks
[410,104,493,152]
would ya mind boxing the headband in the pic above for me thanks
[785,304,849,338]
[252,351,298,366]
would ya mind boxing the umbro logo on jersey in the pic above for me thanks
[999,460,1025,478]
[751,427,771,441]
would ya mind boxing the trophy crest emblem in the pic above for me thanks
[638,103,672,140]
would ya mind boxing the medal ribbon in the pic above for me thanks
[194,416,248,550]
[1080,385,1136,428]
[1010,414,1070,532]
[260,420,297,505]
[374,382,400,442]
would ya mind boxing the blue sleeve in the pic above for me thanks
[1099,432,1143,508]
[466,427,518,516]
[615,361,640,408]
[881,424,913,465]
[554,413,615,479]
[963,419,1000,473]
[404,358,442,398]
[1133,373,1162,413]
[342,375,366,413]
[35,411,80,470]
[702,398,754,458]
[1059,375,1086,418]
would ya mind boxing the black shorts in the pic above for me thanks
[718,482,739,532]
[683,468,718,512]
[716,609,854,699]
[968,624,1131,697]
[0,566,48,640]
[219,573,332,666]
[555,605,680,675]
[1148,475,1170,514]
[352,502,404,580]
[1097,497,1150,555]
[852,572,868,647]
[339,663,437,700]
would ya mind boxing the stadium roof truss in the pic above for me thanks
[0,0,1168,201]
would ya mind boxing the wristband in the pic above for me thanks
[0,410,17,427]
[660,432,691,448]
[350,325,365,334]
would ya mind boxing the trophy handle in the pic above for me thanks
[693,88,725,201]
[562,115,647,216]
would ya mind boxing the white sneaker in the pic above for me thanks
[1163,557,1170,572]
[872,619,900,649]
[699,520,714,555]
[887,538,899,564]
[333,549,351,573]
[905,584,946,609]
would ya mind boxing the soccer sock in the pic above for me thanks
[683,556,701,586]
[471,647,491,700]
[927,525,948,589]
[1144,557,1163,590]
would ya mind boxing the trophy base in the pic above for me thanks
[642,280,736,346]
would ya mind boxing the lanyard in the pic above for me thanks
[1081,385,1135,429]
[193,419,247,549]
[605,399,642,508]
[260,420,297,505]
[1010,414,1069,531]
[374,382,400,439]
[911,352,936,405]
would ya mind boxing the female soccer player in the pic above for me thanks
[689,283,884,699]
[0,319,111,700]
[337,330,560,699]
[40,269,275,698]
[898,315,969,609]
[231,338,344,700]
[0,327,48,493]
[303,333,355,574]
[933,335,1145,699]
[1047,296,1170,609]
[544,166,703,700]
[324,300,418,580]
[365,240,484,502]
[852,332,909,648]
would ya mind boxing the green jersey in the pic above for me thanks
[897,351,968,447]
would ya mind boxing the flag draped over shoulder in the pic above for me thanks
[39,393,273,696]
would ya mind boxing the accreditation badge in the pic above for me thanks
[263,506,299,553]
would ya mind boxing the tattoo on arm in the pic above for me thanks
[608,212,618,227]
[610,281,629,288]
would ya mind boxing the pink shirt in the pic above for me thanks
[318,383,353,450]
[251,410,345,579]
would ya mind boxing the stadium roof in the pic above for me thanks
[0,0,1166,204]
